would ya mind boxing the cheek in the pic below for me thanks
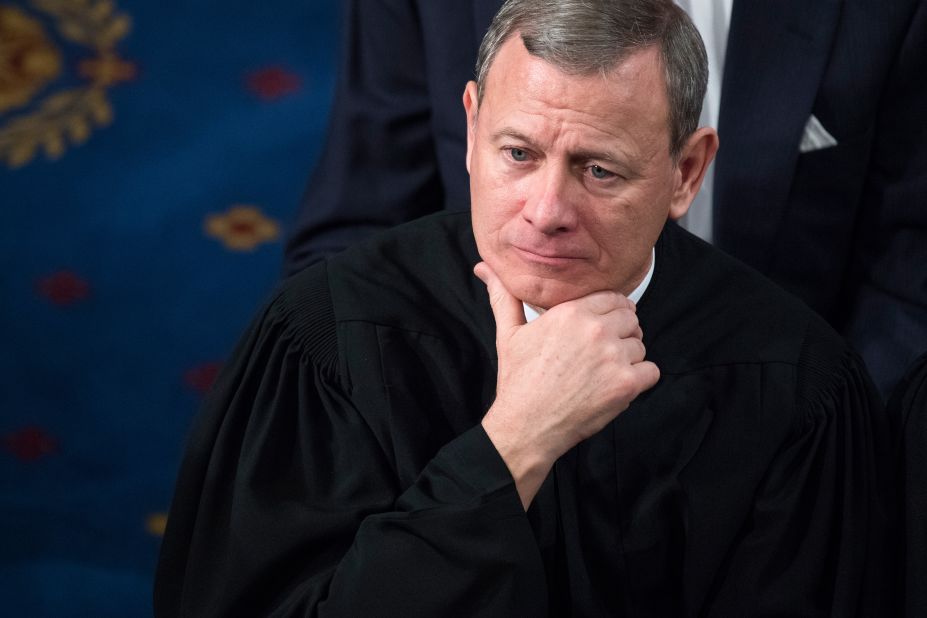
[585,218,627,271]
[473,165,525,232]
[581,198,655,270]
[471,179,513,258]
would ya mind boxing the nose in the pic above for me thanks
[521,164,578,234]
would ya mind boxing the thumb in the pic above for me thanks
[473,261,526,334]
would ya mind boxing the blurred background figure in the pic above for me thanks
[285,0,927,397]
[0,1,338,615]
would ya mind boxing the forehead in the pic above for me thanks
[480,36,670,153]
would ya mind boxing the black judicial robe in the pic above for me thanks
[893,353,927,617]
[155,212,897,617]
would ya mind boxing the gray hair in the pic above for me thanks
[474,0,707,161]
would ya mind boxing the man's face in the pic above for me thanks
[465,36,691,309]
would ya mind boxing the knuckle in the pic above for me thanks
[602,291,622,309]
[566,303,585,321]
[612,365,648,397]
[601,340,620,360]
[611,337,644,363]
[587,319,607,341]
[634,338,647,361]
[552,303,575,322]
[620,308,639,331]
[613,368,634,392]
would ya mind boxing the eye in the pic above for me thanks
[588,164,614,180]
[509,147,529,162]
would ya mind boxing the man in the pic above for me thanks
[284,0,927,397]
[157,1,896,615]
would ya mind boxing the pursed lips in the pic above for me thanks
[511,245,586,266]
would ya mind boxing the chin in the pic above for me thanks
[505,274,587,310]
[481,248,593,308]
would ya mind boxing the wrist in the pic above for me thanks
[481,408,555,509]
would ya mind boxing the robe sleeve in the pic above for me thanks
[701,337,899,617]
[893,352,927,618]
[154,270,546,617]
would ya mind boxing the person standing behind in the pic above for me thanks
[284,0,927,397]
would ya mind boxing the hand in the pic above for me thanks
[474,261,660,509]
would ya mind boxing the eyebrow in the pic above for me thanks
[571,149,623,166]
[491,127,537,147]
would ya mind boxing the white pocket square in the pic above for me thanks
[799,114,838,153]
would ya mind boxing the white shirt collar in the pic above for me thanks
[523,248,655,323]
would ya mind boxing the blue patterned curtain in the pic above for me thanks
[0,1,338,614]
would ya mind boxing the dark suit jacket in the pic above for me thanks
[285,0,927,394]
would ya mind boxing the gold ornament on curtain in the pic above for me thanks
[0,0,135,168]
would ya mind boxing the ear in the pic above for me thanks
[463,81,479,174]
[668,127,719,220]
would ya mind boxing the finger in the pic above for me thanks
[619,336,647,364]
[474,262,526,333]
[631,360,661,392]
[570,290,636,315]
[593,307,641,340]
[608,308,642,340]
